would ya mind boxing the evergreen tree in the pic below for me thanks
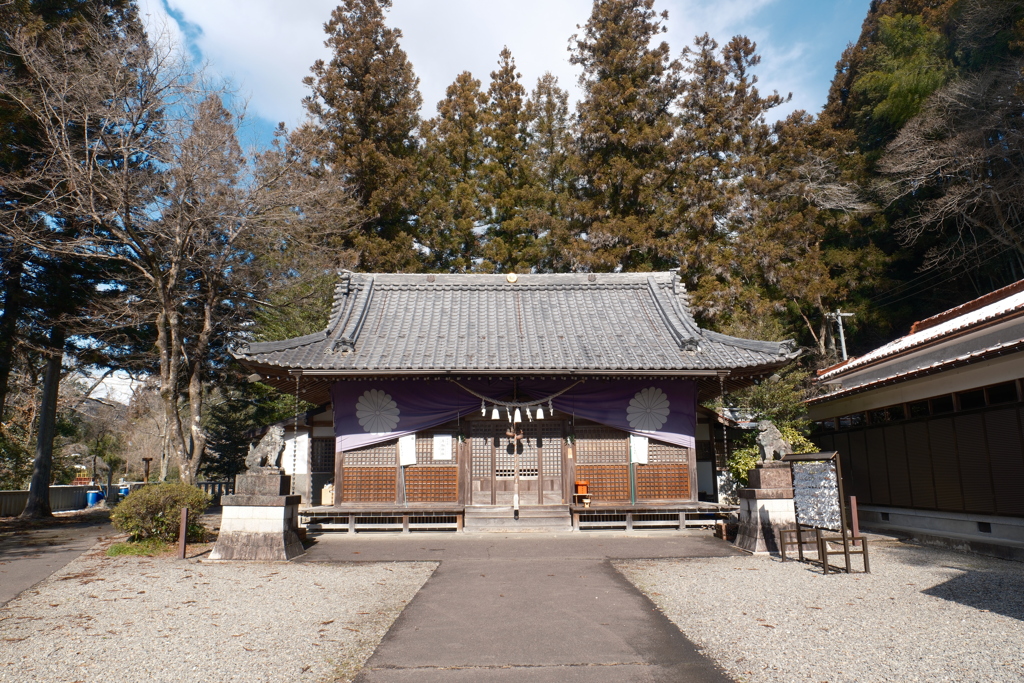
[569,0,682,272]
[670,34,788,320]
[527,73,575,272]
[299,0,422,271]
[418,71,487,272]
[480,48,544,273]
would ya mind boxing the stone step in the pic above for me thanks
[464,505,571,532]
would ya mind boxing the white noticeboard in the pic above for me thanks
[398,434,417,466]
[792,461,842,531]
[432,433,453,460]
[629,434,649,464]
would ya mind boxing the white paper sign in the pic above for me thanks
[630,434,649,464]
[433,433,453,460]
[398,434,417,466]
[792,461,841,531]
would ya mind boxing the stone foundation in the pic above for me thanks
[734,461,795,555]
[210,474,305,561]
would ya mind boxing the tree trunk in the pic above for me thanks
[0,253,26,420]
[20,326,65,519]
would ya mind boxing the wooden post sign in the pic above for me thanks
[780,452,869,574]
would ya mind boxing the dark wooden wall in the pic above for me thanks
[333,417,695,505]
[814,404,1024,517]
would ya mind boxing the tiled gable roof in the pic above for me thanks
[236,271,798,375]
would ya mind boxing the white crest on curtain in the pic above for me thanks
[355,389,401,434]
[626,387,670,432]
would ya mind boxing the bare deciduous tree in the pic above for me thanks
[0,19,355,488]
[877,60,1024,273]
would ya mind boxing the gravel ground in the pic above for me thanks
[0,544,436,683]
[617,541,1024,683]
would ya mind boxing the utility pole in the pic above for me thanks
[828,310,855,360]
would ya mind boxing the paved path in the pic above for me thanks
[0,518,112,606]
[301,532,738,682]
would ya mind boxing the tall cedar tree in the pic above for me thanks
[418,71,487,272]
[480,48,545,273]
[300,0,422,271]
[569,0,682,272]
[671,34,787,320]
[527,73,575,272]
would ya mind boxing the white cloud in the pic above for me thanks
[389,0,590,115]
[138,0,857,137]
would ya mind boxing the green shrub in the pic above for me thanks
[110,483,211,542]
[727,444,760,487]
[726,424,819,487]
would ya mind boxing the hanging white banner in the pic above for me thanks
[433,433,453,460]
[630,434,649,464]
[398,434,417,466]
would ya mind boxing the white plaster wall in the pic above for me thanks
[282,431,310,476]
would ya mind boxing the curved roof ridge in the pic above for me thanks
[235,270,799,374]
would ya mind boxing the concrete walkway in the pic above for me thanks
[301,532,738,682]
[0,517,113,606]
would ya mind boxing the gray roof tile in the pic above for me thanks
[236,271,798,374]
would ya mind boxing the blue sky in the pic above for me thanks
[137,0,871,149]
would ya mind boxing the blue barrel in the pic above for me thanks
[119,486,130,498]
[86,490,103,506]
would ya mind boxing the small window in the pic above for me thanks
[986,382,1018,405]
[957,389,986,411]
[931,395,955,415]
[311,438,336,473]
[869,405,906,424]
[909,401,930,418]
[839,413,864,429]
[822,418,836,430]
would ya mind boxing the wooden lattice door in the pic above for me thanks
[471,420,565,505]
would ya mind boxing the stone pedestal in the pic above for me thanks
[210,473,305,561]
[734,461,795,555]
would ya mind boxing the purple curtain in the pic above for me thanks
[331,378,696,452]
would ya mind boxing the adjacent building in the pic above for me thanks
[809,280,1024,558]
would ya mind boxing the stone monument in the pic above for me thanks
[734,421,796,554]
[210,426,305,561]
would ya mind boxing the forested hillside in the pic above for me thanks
[2,0,1023,502]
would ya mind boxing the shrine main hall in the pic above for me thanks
[236,271,798,532]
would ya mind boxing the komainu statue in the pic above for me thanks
[245,426,286,473]
[755,420,791,462]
